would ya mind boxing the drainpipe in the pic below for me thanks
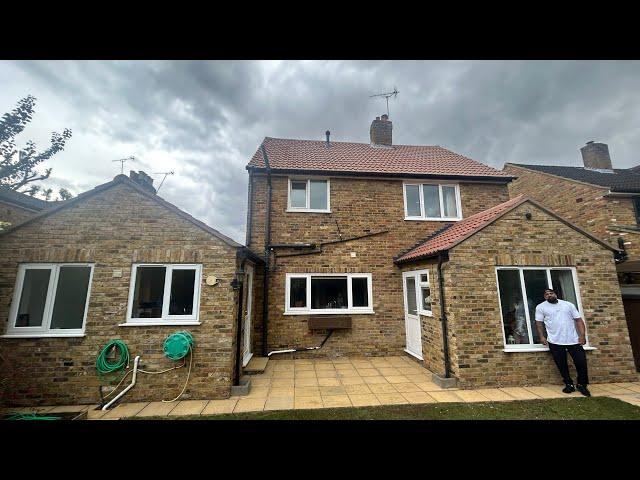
[245,170,253,247]
[233,259,246,386]
[261,144,272,357]
[437,253,452,378]
[102,356,141,410]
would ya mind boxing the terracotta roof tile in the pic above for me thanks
[248,137,512,179]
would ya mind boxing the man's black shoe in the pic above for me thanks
[576,384,591,397]
[562,384,576,394]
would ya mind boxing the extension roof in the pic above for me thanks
[0,187,52,211]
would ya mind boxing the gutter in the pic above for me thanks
[261,144,272,357]
[233,258,246,386]
[437,252,452,378]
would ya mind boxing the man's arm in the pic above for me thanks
[536,321,547,346]
[574,317,586,345]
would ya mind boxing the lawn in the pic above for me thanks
[136,397,640,420]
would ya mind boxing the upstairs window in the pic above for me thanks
[288,178,330,212]
[6,263,94,337]
[404,183,461,220]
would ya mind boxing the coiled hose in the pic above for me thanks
[96,340,130,378]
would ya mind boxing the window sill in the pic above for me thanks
[119,321,202,327]
[404,217,461,222]
[286,209,332,214]
[503,346,597,353]
[1,333,86,339]
[419,311,433,317]
[284,310,374,316]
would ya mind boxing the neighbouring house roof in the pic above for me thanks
[0,175,248,252]
[394,195,619,264]
[506,163,640,193]
[248,137,514,180]
[0,187,52,211]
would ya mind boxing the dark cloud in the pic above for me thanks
[2,60,639,243]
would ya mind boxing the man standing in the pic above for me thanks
[535,288,591,396]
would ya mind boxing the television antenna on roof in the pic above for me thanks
[152,171,175,193]
[111,156,136,174]
[369,87,399,117]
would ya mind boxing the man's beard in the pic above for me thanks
[547,297,558,304]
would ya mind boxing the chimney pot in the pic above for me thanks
[580,141,612,170]
[129,170,157,194]
[370,115,393,146]
[325,130,330,147]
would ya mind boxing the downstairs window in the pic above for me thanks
[285,273,373,314]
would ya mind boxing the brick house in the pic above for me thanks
[0,172,261,406]
[504,142,640,371]
[245,117,638,388]
[0,187,52,227]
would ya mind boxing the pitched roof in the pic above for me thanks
[0,175,243,249]
[394,195,618,264]
[506,163,640,193]
[0,187,51,211]
[248,137,513,180]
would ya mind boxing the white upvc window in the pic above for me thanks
[403,269,433,316]
[495,266,592,352]
[403,182,462,221]
[5,263,94,338]
[285,273,373,315]
[124,264,202,326]
[287,178,331,213]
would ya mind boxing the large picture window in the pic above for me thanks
[285,273,373,314]
[496,267,585,350]
[126,264,202,324]
[287,178,330,212]
[6,263,94,337]
[404,183,461,220]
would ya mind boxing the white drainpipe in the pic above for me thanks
[102,355,141,411]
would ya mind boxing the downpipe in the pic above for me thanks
[267,330,334,357]
[102,355,140,411]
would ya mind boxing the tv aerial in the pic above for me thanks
[111,156,136,174]
[369,87,399,117]
[153,171,175,193]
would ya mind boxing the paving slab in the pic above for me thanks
[349,394,381,406]
[294,396,324,410]
[244,356,269,374]
[318,377,341,386]
[264,397,294,411]
[233,398,266,413]
[367,383,399,394]
[393,383,423,393]
[169,400,209,416]
[454,390,491,403]
[136,402,177,417]
[201,398,238,415]
[321,395,352,408]
[473,388,515,401]
[375,393,410,405]
[343,384,373,395]
[499,387,541,401]
[103,402,149,419]
[401,392,437,404]
[429,391,464,403]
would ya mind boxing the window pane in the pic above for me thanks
[169,269,196,315]
[421,287,432,312]
[309,180,328,210]
[405,185,421,216]
[405,277,418,316]
[311,277,348,309]
[497,269,530,345]
[442,186,458,217]
[352,277,369,307]
[551,270,578,308]
[522,270,547,344]
[50,266,91,329]
[132,267,166,318]
[290,277,307,308]
[290,181,307,208]
[420,274,429,284]
[422,185,441,217]
[16,269,51,327]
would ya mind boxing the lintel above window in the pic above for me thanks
[404,182,462,221]
[287,178,331,213]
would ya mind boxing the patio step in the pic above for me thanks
[244,356,269,375]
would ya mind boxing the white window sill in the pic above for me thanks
[284,310,374,316]
[503,346,597,353]
[419,310,433,317]
[286,209,332,214]
[1,333,86,339]
[119,321,202,327]
[404,217,461,222]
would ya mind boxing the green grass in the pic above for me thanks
[133,397,640,420]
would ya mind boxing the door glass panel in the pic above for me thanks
[290,181,307,208]
[50,266,91,329]
[497,269,530,344]
[16,269,51,327]
[311,277,348,309]
[289,277,307,308]
[405,185,421,216]
[309,180,327,210]
[523,270,548,344]
[352,277,369,307]
[551,270,578,308]
[405,276,418,316]
[422,185,441,217]
[442,186,458,217]
[169,269,196,315]
[421,286,432,312]
[132,266,166,318]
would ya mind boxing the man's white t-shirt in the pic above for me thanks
[534,299,582,345]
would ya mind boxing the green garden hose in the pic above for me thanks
[6,413,60,420]
[163,331,194,360]
[96,340,130,380]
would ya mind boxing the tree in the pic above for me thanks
[57,187,73,201]
[0,95,72,192]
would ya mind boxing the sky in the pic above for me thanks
[1,60,639,243]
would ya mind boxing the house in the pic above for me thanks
[245,116,638,388]
[504,142,640,371]
[0,187,52,226]
[0,171,261,406]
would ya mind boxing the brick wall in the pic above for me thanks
[505,164,640,260]
[247,173,510,357]
[0,182,241,406]
[0,201,39,226]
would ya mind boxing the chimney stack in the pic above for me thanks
[580,141,613,170]
[370,114,392,146]
[325,130,331,148]
[129,170,157,194]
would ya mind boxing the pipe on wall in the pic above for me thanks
[261,144,272,357]
[233,259,246,386]
[437,253,452,378]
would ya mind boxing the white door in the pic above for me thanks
[242,264,254,367]
[402,271,423,360]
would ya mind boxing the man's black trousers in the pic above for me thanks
[548,342,589,386]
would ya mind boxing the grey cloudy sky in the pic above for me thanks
[1,60,639,243]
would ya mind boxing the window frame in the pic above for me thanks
[287,177,331,213]
[403,182,462,221]
[284,273,373,315]
[5,263,95,338]
[124,263,203,326]
[403,269,434,317]
[495,266,593,352]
